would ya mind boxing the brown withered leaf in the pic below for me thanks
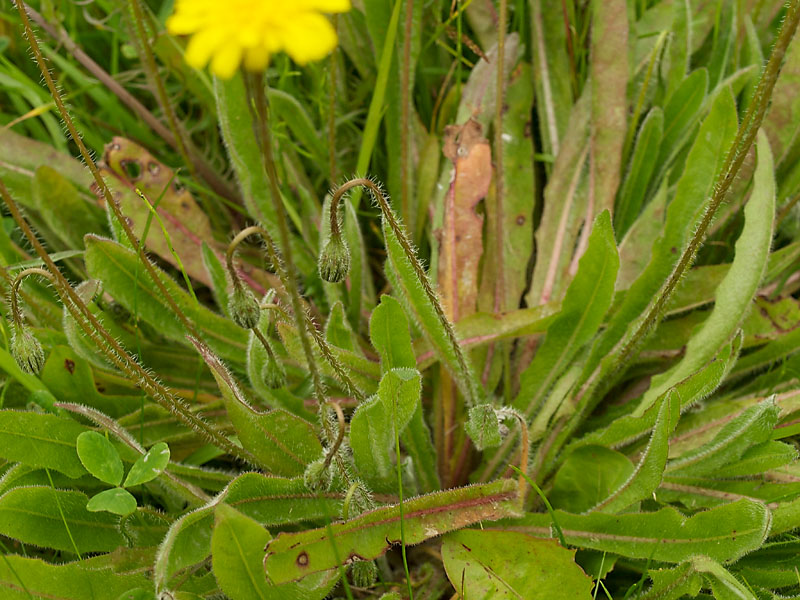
[436,119,492,322]
[94,137,269,294]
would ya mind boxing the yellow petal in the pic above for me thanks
[281,13,337,65]
[210,43,244,79]
[304,0,352,13]
[243,46,271,72]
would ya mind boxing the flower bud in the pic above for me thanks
[11,326,45,374]
[261,355,286,389]
[465,404,502,451]
[345,481,375,519]
[229,284,261,329]
[318,235,351,283]
[349,560,378,588]
[379,593,401,600]
[303,456,331,491]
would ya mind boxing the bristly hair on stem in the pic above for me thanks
[328,177,481,408]
[0,178,252,462]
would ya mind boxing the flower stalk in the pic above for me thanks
[328,177,479,407]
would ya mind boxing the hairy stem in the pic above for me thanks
[128,0,195,182]
[226,226,366,404]
[329,177,479,407]
[14,1,203,346]
[10,268,55,327]
[0,179,253,463]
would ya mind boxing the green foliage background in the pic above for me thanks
[0,0,800,598]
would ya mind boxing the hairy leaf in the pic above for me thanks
[212,504,337,600]
[350,368,421,492]
[505,499,770,563]
[192,338,322,475]
[264,479,521,583]
[442,529,593,599]
[0,410,88,478]
[0,486,125,553]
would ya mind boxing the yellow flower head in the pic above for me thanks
[167,0,351,79]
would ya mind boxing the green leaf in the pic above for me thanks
[591,389,679,513]
[639,130,775,412]
[568,337,739,454]
[550,446,634,514]
[264,479,521,584]
[530,0,573,158]
[650,68,710,191]
[692,556,757,600]
[0,554,149,600]
[587,82,736,389]
[383,214,480,403]
[191,337,322,475]
[212,504,337,600]
[84,235,248,364]
[732,540,800,589]
[506,498,770,563]
[615,107,664,239]
[201,240,230,317]
[514,210,619,418]
[40,345,141,418]
[155,504,217,591]
[325,302,361,355]
[76,430,124,486]
[637,563,703,600]
[124,442,170,487]
[0,486,125,553]
[32,165,107,249]
[441,529,593,599]
[87,487,137,516]
[370,295,416,370]
[214,73,276,227]
[666,398,780,478]
[0,410,88,478]
[350,368,421,492]
[155,473,343,590]
[717,440,798,478]
[369,295,439,492]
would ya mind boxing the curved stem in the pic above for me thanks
[0,179,253,463]
[247,74,327,410]
[10,267,55,327]
[252,327,278,364]
[14,1,202,347]
[321,400,346,472]
[227,226,366,403]
[498,408,529,508]
[330,178,478,407]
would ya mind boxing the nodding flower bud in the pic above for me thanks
[303,456,332,492]
[318,235,351,283]
[261,355,286,389]
[229,283,261,329]
[349,560,378,588]
[11,326,45,374]
[465,403,503,451]
[344,480,375,519]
